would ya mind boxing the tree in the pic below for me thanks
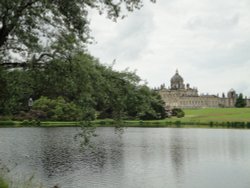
[0,69,34,115]
[235,93,246,108]
[0,51,166,120]
[0,0,155,64]
[0,67,7,114]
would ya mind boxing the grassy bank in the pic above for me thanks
[0,177,8,188]
[180,108,250,122]
[0,108,250,129]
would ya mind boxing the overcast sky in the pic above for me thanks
[88,0,250,97]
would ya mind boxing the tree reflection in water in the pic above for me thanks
[74,123,125,172]
[74,121,98,150]
[169,129,185,185]
[114,126,125,139]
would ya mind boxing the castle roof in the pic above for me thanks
[229,88,235,92]
[171,69,183,82]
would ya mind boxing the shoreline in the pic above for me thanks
[0,119,250,129]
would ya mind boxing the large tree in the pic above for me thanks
[0,52,166,120]
[0,0,155,64]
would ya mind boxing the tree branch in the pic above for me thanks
[0,0,36,48]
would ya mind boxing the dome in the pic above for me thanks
[170,70,185,90]
[171,70,183,82]
[227,88,236,98]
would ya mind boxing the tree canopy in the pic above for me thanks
[0,52,166,120]
[0,0,155,64]
[0,0,165,121]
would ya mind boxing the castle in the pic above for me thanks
[157,70,250,109]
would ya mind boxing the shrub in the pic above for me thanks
[21,120,30,126]
[32,96,93,121]
[0,116,12,121]
[176,111,185,118]
[30,120,38,126]
[172,108,185,118]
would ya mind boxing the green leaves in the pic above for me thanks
[235,93,247,108]
[0,0,155,63]
[0,52,165,120]
[33,96,84,121]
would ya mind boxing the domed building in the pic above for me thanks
[157,70,250,109]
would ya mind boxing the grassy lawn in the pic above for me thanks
[175,108,250,123]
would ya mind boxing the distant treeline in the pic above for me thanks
[0,53,166,121]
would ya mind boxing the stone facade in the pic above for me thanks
[157,70,250,109]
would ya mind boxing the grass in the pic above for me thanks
[177,108,250,123]
[0,177,8,188]
[0,108,249,129]
[0,175,45,188]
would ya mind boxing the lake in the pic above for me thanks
[0,127,250,188]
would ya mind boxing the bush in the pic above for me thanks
[176,111,185,118]
[32,96,93,121]
[172,108,185,118]
[30,120,38,126]
[14,110,47,121]
[20,120,30,126]
[0,116,12,121]
[139,111,158,120]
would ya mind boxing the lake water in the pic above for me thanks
[0,127,250,188]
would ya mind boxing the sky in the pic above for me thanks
[87,0,250,97]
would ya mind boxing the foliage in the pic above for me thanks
[32,96,84,121]
[0,68,7,114]
[235,93,246,108]
[20,120,40,126]
[74,121,97,149]
[0,69,34,115]
[136,88,166,120]
[171,108,185,118]
[0,0,155,63]
[0,52,166,120]
[176,111,185,118]
[0,1,164,121]
[97,70,166,120]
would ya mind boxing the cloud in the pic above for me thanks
[88,4,154,63]
[88,0,250,96]
[186,14,240,30]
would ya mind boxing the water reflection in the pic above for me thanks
[169,129,185,185]
[40,129,75,177]
[228,130,249,161]
[0,128,250,188]
[114,126,125,139]
[74,122,97,149]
